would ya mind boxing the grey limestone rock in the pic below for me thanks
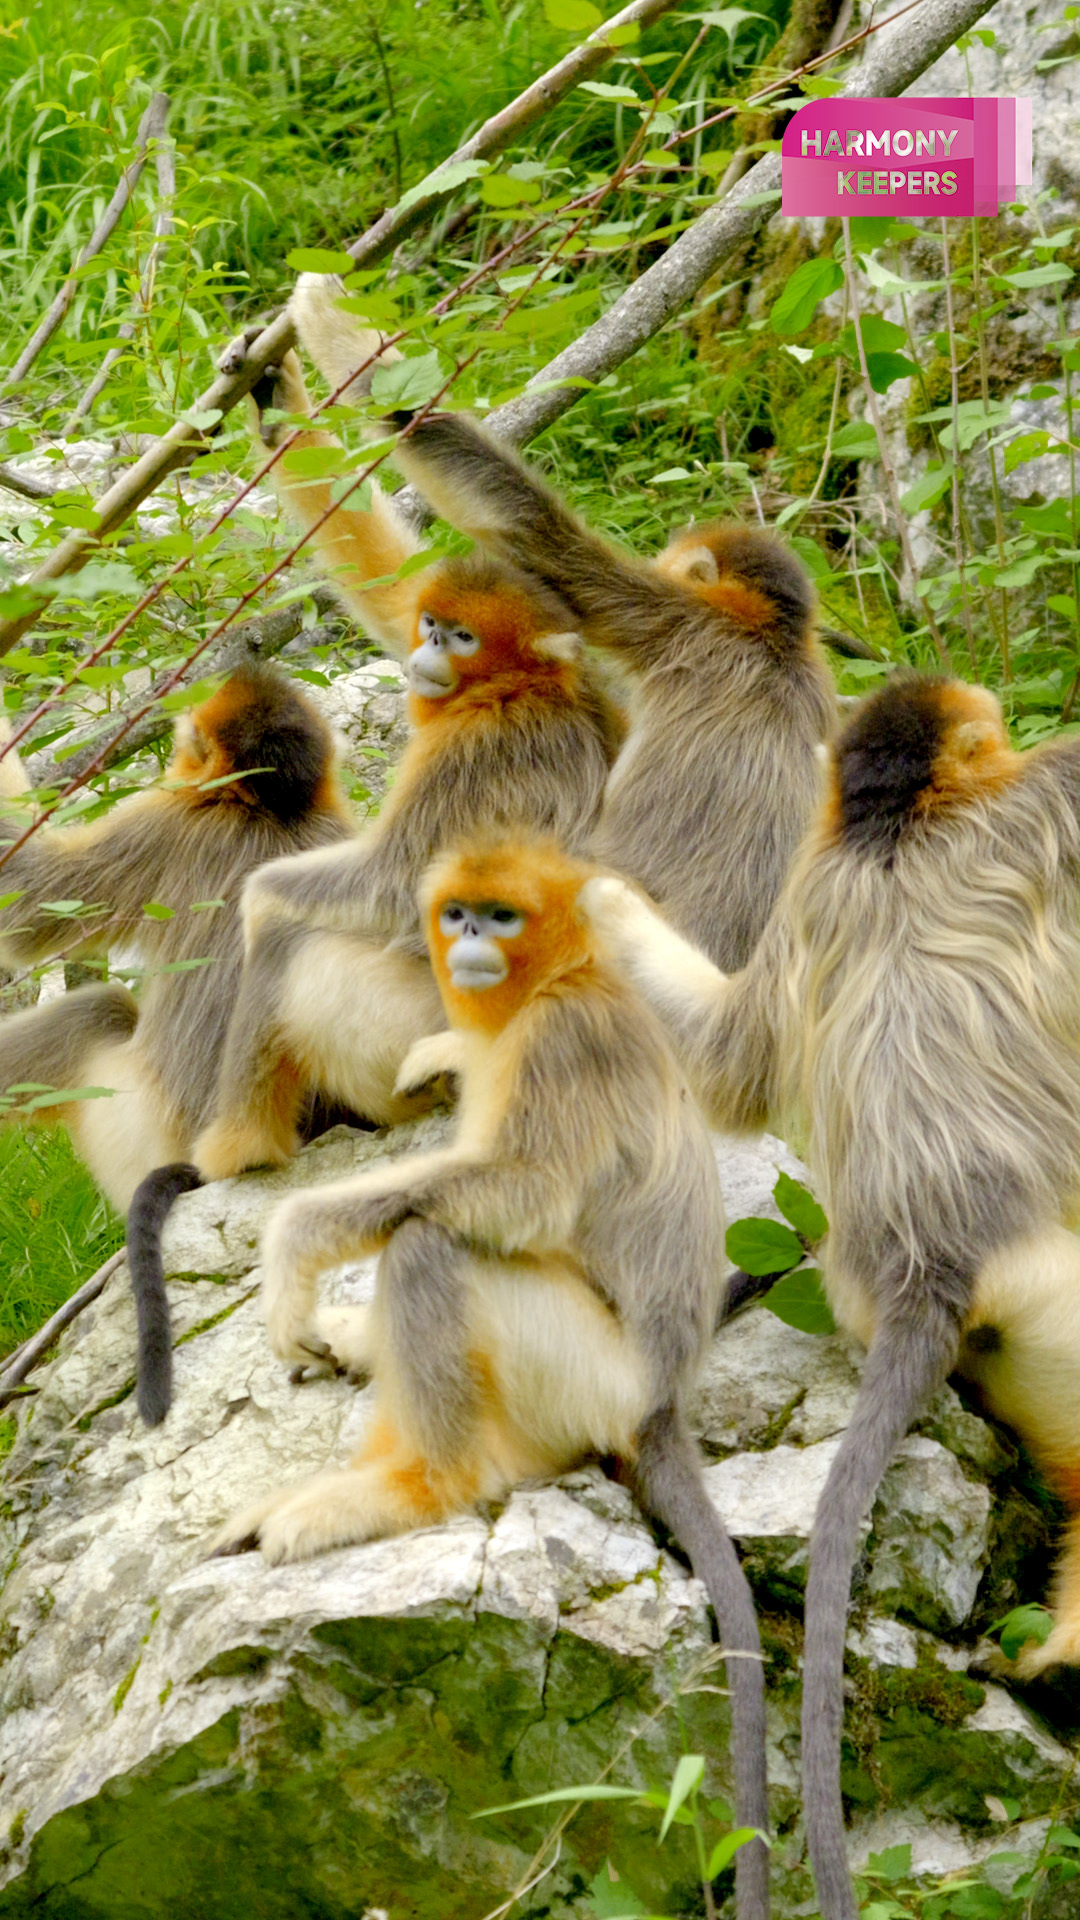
[0,1116,1073,1918]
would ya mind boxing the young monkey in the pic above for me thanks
[584,674,1080,1919]
[212,835,771,1920]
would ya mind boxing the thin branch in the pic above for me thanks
[26,586,344,788]
[0,1249,126,1406]
[0,0,681,651]
[60,104,176,438]
[841,217,952,667]
[2,94,170,396]
[0,463,55,501]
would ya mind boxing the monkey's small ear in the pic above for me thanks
[953,719,1000,759]
[681,546,720,586]
[535,630,584,664]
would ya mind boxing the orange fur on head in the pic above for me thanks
[407,562,583,727]
[654,521,817,654]
[922,681,1018,812]
[421,837,595,1035]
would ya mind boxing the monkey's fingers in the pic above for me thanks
[394,1030,465,1099]
[218,322,280,378]
[287,1338,341,1386]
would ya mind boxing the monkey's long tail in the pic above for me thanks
[802,1301,962,1920]
[630,1403,771,1920]
[127,1163,204,1427]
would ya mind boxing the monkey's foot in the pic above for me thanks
[394,1030,465,1099]
[209,1468,398,1564]
[313,1304,375,1384]
[193,1116,297,1182]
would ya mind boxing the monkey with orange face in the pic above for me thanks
[190,552,623,1180]
[211,833,771,1920]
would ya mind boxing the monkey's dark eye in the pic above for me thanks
[440,904,467,932]
[490,906,521,926]
[450,628,481,657]
[418,613,438,640]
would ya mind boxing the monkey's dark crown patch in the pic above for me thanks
[219,668,328,827]
[836,676,946,859]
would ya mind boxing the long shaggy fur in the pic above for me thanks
[390,408,837,970]
[584,675,1080,1918]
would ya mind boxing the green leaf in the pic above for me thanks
[371,352,448,411]
[831,420,878,459]
[993,1603,1052,1659]
[901,463,953,513]
[587,1861,649,1919]
[544,0,602,25]
[141,902,175,921]
[395,159,491,214]
[991,553,1051,589]
[1005,430,1058,474]
[725,1217,804,1274]
[865,351,917,393]
[475,1784,644,1817]
[284,249,356,273]
[658,1754,704,1842]
[650,467,691,483]
[1048,1826,1080,1849]
[762,1268,836,1335]
[773,1171,826,1241]
[19,1086,118,1112]
[1003,263,1074,288]
[706,1829,763,1878]
[579,80,640,103]
[770,258,843,334]
[281,446,345,478]
[480,175,542,207]
[839,315,907,356]
[181,408,222,432]
[189,899,226,913]
[864,1843,912,1882]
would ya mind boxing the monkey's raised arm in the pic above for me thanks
[236,338,431,663]
[582,874,782,1131]
[0,793,185,965]
[392,413,687,670]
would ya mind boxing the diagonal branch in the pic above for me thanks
[0,0,681,651]
[2,93,171,396]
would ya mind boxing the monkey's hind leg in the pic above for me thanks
[960,1226,1080,1678]
[0,982,137,1117]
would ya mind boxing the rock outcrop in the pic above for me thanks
[0,1117,1073,1918]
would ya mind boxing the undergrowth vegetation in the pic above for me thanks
[1,0,1079,1908]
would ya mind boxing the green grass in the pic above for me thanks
[0,1127,124,1362]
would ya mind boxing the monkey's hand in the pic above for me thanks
[581,874,729,1014]
[394,1030,466,1099]
[218,325,309,448]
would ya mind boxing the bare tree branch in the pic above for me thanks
[0,1250,126,1406]
[60,107,176,439]
[2,94,171,397]
[0,0,680,651]
[0,464,55,502]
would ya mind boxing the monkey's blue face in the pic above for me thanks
[439,901,525,990]
[409,612,482,699]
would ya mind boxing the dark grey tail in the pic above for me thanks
[127,1163,203,1426]
[802,1302,963,1920]
[629,1403,770,1920]
[717,1267,784,1329]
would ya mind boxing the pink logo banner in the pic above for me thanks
[781,98,1032,219]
